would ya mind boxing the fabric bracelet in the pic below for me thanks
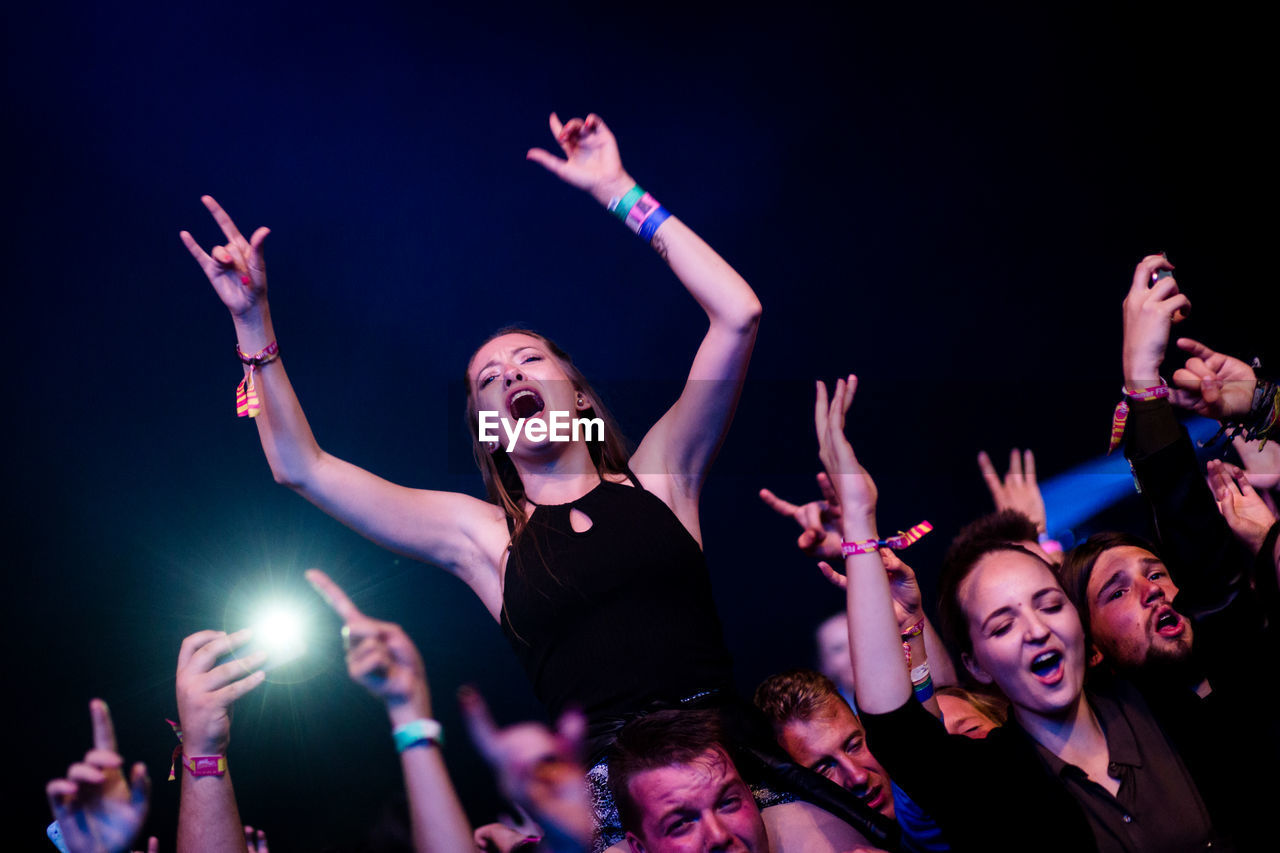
[841,521,933,556]
[608,185,646,223]
[1108,379,1169,454]
[165,717,226,779]
[235,340,279,419]
[393,718,444,753]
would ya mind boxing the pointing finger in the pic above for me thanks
[90,698,118,753]
[758,488,799,517]
[305,569,364,623]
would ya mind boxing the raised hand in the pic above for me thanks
[977,449,1046,534]
[1233,435,1280,492]
[1207,460,1278,555]
[46,699,151,853]
[1170,338,1258,420]
[179,196,270,319]
[458,687,592,848]
[175,630,268,759]
[759,472,845,560]
[243,825,268,853]
[818,550,923,635]
[815,376,878,523]
[1121,253,1188,390]
[305,570,432,726]
[526,113,634,206]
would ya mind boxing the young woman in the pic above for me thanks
[814,374,1225,852]
[181,112,759,730]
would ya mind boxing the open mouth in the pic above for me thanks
[1029,650,1064,685]
[1154,608,1184,637]
[507,389,545,420]
[861,785,885,812]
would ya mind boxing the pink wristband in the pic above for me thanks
[841,521,933,556]
[1108,379,1169,454]
[181,754,227,777]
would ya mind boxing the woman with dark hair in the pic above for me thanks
[814,374,1227,852]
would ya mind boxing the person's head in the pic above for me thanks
[753,670,895,820]
[934,686,1008,738]
[948,509,1054,564]
[1058,533,1193,672]
[814,612,854,697]
[939,539,1086,720]
[465,329,630,528]
[609,710,768,853]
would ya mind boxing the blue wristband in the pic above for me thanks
[637,206,671,242]
[392,718,444,753]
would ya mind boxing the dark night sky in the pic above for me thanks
[7,2,1272,849]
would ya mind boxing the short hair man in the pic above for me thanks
[608,709,769,853]
[754,670,948,853]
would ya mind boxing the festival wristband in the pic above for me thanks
[637,206,672,242]
[624,192,662,232]
[393,718,444,753]
[181,754,227,777]
[1108,379,1168,454]
[910,660,931,686]
[608,185,646,223]
[235,340,279,419]
[841,521,933,556]
[913,674,935,703]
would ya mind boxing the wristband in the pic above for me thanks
[1108,379,1169,454]
[608,185,646,223]
[841,521,933,556]
[393,718,444,753]
[637,206,672,242]
[912,674,935,703]
[181,753,227,777]
[624,192,662,232]
[235,340,279,419]
[901,618,924,640]
[910,660,931,685]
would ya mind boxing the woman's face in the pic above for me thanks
[958,549,1086,718]
[937,693,999,739]
[468,333,586,452]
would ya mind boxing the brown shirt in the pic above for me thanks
[1030,686,1224,853]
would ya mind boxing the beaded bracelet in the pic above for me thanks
[1108,379,1169,454]
[235,340,279,419]
[841,521,933,556]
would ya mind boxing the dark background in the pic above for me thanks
[8,1,1271,849]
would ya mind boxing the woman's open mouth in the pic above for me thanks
[507,388,545,419]
[1029,650,1064,685]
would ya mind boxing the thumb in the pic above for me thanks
[526,148,567,175]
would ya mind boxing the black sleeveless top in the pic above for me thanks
[500,472,735,727]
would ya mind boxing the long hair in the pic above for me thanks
[464,327,632,545]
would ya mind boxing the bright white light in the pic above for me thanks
[251,602,308,668]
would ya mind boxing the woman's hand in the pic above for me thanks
[1207,460,1278,555]
[977,449,1046,534]
[179,196,270,319]
[815,376,878,527]
[526,113,635,207]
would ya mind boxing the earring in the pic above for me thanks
[487,440,499,453]
[576,393,585,409]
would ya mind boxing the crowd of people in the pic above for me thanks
[45,113,1280,852]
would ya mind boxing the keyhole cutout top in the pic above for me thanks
[569,508,594,533]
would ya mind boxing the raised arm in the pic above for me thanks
[174,629,267,853]
[181,199,506,613]
[761,473,958,691]
[527,114,761,515]
[307,570,473,853]
[814,376,913,716]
